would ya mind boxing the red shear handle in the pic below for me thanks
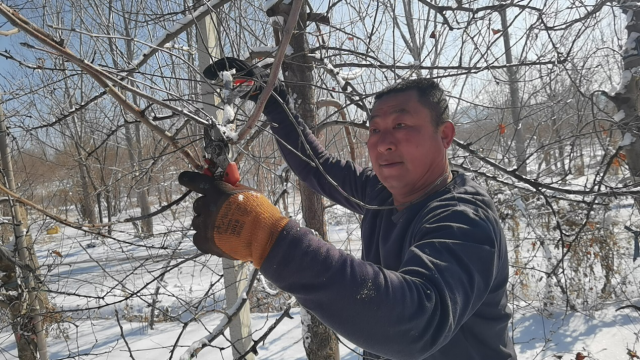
[223,162,240,186]
[202,159,240,186]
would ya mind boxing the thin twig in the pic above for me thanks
[180,269,259,360]
[0,4,202,170]
[236,305,294,359]
[19,0,234,130]
[0,180,189,230]
[453,139,640,196]
[114,309,137,360]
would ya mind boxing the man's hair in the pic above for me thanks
[373,78,450,128]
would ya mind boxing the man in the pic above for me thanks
[178,58,516,360]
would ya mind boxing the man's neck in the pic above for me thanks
[393,171,452,210]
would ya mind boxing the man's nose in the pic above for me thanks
[377,131,396,152]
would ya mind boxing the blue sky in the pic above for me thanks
[0,21,23,92]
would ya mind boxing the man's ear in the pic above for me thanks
[439,121,455,149]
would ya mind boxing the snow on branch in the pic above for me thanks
[243,45,293,63]
[0,28,18,36]
[621,132,638,147]
[131,0,232,67]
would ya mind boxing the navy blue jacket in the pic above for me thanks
[260,105,517,360]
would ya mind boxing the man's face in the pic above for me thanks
[367,90,455,204]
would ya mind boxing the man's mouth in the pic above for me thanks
[379,162,402,168]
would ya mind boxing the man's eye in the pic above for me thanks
[394,123,406,129]
[369,128,380,134]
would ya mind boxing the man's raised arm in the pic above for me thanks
[203,57,373,214]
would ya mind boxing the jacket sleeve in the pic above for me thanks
[260,199,502,360]
[263,104,373,215]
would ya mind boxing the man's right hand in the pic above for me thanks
[178,171,290,268]
[202,57,289,110]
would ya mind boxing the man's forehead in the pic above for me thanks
[371,91,418,115]
[373,90,418,107]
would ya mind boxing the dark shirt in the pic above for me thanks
[260,106,517,360]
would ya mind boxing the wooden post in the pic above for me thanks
[195,11,254,359]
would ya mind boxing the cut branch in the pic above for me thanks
[0,27,18,36]
[234,0,304,143]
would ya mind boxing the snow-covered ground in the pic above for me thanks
[35,301,640,360]
[2,202,640,360]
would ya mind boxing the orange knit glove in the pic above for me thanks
[178,171,290,268]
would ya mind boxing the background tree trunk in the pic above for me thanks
[121,6,153,236]
[500,9,528,176]
[612,4,640,212]
[279,6,340,360]
[0,95,49,360]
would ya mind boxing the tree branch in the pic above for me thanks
[0,27,18,36]
[234,0,304,143]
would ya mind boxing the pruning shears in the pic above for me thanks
[202,69,256,186]
[203,124,240,185]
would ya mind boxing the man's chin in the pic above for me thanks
[379,178,405,193]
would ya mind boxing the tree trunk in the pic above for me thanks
[122,15,153,236]
[0,96,49,360]
[612,4,640,212]
[280,7,340,360]
[76,160,96,224]
[122,122,153,236]
[500,10,527,176]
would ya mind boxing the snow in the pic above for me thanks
[222,103,235,123]
[259,273,280,296]
[339,68,365,81]
[256,57,275,67]
[324,59,346,87]
[624,32,640,56]
[4,200,640,359]
[515,305,640,360]
[300,307,312,348]
[226,129,239,142]
[621,132,637,147]
[613,109,625,122]
[221,69,236,83]
[264,0,279,11]
[611,69,635,95]
[163,42,192,52]
[270,16,286,27]
[250,45,294,56]
[275,163,289,176]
